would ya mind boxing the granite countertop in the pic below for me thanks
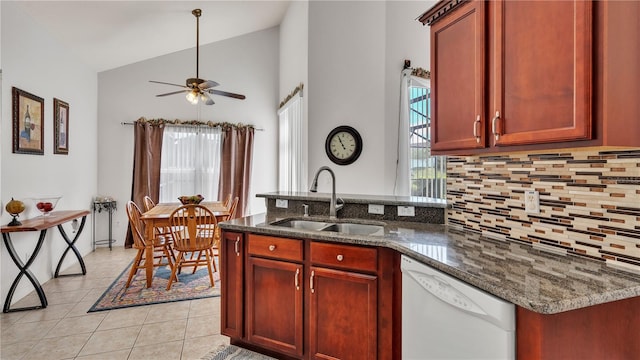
[219,213,640,315]
[257,191,449,208]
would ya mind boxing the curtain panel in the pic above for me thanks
[159,125,222,203]
[395,70,431,196]
[125,120,164,248]
[218,126,254,217]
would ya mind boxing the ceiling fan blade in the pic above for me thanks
[149,80,189,88]
[207,89,246,100]
[156,90,188,97]
[201,92,215,105]
[198,80,220,90]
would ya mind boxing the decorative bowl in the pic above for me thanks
[178,195,204,205]
[33,196,62,216]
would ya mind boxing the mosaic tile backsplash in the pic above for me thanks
[447,148,640,271]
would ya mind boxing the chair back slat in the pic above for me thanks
[227,197,239,220]
[143,196,156,212]
[223,193,233,209]
[169,204,217,252]
[126,201,147,250]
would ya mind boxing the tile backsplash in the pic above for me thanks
[446,148,640,271]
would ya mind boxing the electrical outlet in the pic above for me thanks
[397,206,415,217]
[275,199,288,208]
[524,190,540,214]
[368,204,384,215]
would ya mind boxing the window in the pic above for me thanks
[278,89,306,192]
[396,70,446,200]
[409,85,446,199]
[159,125,222,202]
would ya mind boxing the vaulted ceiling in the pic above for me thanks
[13,1,291,72]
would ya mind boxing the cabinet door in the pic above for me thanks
[309,266,377,360]
[221,231,244,338]
[492,0,592,146]
[430,0,486,151]
[246,257,303,357]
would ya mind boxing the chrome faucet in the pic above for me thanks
[309,166,344,219]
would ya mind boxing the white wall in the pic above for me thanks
[307,1,431,194]
[383,1,435,193]
[308,1,387,194]
[97,27,280,246]
[1,3,98,305]
[279,0,309,189]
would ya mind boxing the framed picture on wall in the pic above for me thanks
[54,98,69,154]
[12,87,44,155]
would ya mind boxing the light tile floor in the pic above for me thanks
[0,247,229,360]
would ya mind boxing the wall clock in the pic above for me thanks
[325,125,363,165]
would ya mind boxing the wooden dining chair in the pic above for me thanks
[222,193,233,209]
[142,195,176,255]
[167,204,218,290]
[203,196,240,275]
[125,201,176,288]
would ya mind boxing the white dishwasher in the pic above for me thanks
[401,255,515,360]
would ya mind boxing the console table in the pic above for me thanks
[1,210,89,312]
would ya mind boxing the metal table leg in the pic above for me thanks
[2,231,49,313]
[54,215,88,278]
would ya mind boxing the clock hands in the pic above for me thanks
[337,135,347,150]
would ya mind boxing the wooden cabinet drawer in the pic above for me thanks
[248,234,303,262]
[310,242,377,272]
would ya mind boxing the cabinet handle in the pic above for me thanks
[234,237,240,256]
[491,111,500,141]
[336,254,344,262]
[473,115,481,143]
[268,244,276,251]
[295,268,300,290]
[310,270,315,294]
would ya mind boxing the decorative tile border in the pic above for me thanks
[446,148,640,271]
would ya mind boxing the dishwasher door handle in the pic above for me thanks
[410,271,488,317]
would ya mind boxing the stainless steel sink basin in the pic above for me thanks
[271,219,385,236]
[271,219,332,230]
[321,223,384,236]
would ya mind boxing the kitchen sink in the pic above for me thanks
[273,219,332,230]
[320,223,384,236]
[271,218,385,236]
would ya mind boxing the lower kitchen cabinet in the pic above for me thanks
[246,257,304,357]
[220,231,399,360]
[220,231,244,338]
[516,296,640,360]
[309,266,377,359]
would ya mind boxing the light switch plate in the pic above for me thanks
[275,199,288,208]
[397,206,415,217]
[368,204,384,215]
[524,190,540,214]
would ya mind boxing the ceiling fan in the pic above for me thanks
[150,9,246,105]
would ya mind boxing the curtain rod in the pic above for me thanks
[120,121,264,131]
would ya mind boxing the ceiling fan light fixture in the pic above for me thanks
[150,9,245,105]
[186,90,199,104]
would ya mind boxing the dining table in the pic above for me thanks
[140,201,229,288]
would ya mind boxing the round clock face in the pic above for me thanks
[325,126,363,165]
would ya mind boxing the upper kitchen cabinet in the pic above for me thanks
[427,0,486,151]
[420,0,640,155]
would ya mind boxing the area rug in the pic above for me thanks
[88,260,220,312]
[201,345,276,360]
